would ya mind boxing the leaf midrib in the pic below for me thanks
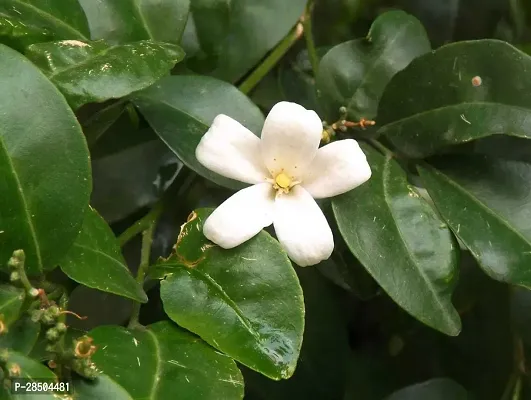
[346,20,415,114]
[132,0,154,39]
[64,243,145,301]
[145,330,162,400]
[46,43,128,79]
[425,165,531,251]
[378,101,531,133]
[0,290,23,313]
[0,135,43,273]
[381,157,459,331]
[185,267,262,340]
[9,0,87,39]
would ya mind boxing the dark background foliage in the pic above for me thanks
[1,0,531,399]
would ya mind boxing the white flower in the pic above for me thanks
[195,101,371,266]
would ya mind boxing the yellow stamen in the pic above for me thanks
[275,172,291,189]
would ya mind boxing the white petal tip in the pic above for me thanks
[291,248,334,267]
[203,220,241,249]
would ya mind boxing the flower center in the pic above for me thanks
[274,172,291,189]
[269,171,300,196]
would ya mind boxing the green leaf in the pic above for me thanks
[418,155,531,287]
[0,0,89,40]
[132,75,264,189]
[157,208,304,380]
[78,0,190,44]
[72,374,132,400]
[0,285,25,327]
[3,350,56,379]
[190,0,306,82]
[378,40,531,158]
[332,144,461,336]
[0,44,91,275]
[60,207,147,303]
[385,378,468,399]
[90,321,244,400]
[26,40,185,110]
[316,10,430,121]
[0,15,53,52]
[0,351,58,399]
[244,268,349,399]
[0,318,40,354]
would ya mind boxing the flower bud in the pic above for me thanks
[55,323,67,333]
[41,313,56,325]
[48,305,60,316]
[30,309,43,322]
[46,328,59,342]
[45,344,56,353]
[28,288,39,298]
[9,271,19,282]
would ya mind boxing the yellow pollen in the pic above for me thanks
[274,172,292,189]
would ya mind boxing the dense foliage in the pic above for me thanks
[1,0,531,399]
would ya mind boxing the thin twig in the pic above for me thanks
[239,21,304,94]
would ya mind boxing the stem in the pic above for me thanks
[128,204,162,329]
[302,0,319,75]
[502,373,519,400]
[367,139,394,157]
[55,293,69,381]
[239,22,304,94]
[118,202,163,246]
[513,376,522,400]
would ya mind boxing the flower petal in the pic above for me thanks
[196,114,269,184]
[273,186,334,266]
[203,183,275,248]
[302,139,371,199]
[260,102,322,178]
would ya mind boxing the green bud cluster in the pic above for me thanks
[71,358,99,379]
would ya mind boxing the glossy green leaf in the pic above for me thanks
[0,44,91,275]
[385,378,468,400]
[90,321,244,400]
[72,374,132,400]
[60,207,147,303]
[157,208,304,380]
[0,285,25,327]
[132,75,264,189]
[3,350,56,379]
[0,353,56,400]
[26,40,185,110]
[332,144,461,336]
[78,0,190,43]
[244,268,348,399]
[190,0,306,82]
[0,15,52,52]
[378,40,531,158]
[0,351,58,399]
[419,155,531,287]
[0,318,40,354]
[316,10,430,121]
[0,0,89,40]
